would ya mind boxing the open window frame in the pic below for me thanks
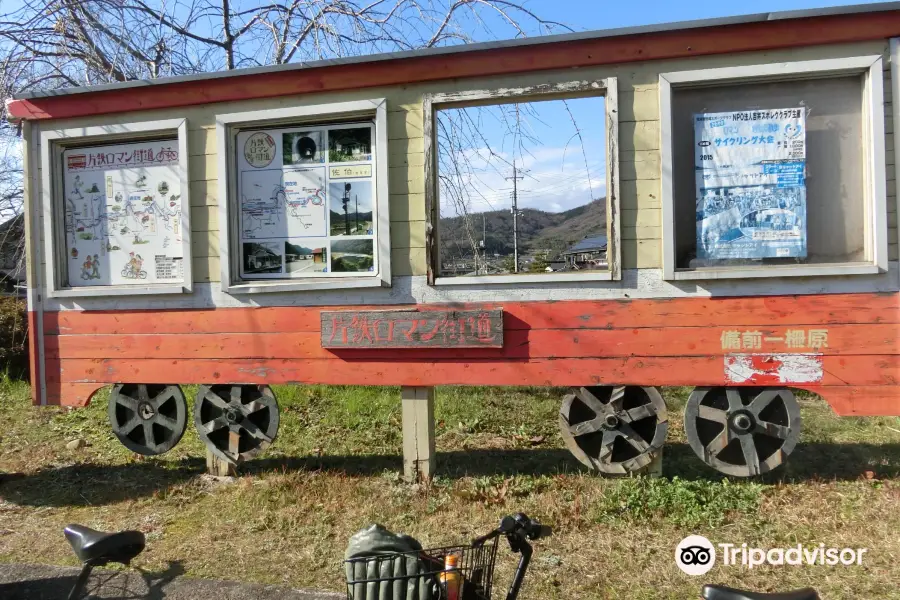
[659,55,888,281]
[423,78,621,285]
[39,118,193,298]
[216,98,390,294]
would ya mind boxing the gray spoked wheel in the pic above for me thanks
[108,384,188,455]
[559,386,668,475]
[194,384,280,465]
[684,387,802,477]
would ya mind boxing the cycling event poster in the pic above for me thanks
[694,108,807,260]
[236,123,377,279]
[62,140,184,287]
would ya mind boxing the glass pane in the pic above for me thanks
[62,139,184,287]
[235,121,377,280]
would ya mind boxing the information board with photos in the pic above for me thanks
[235,122,377,279]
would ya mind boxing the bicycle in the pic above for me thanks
[344,513,549,600]
[342,514,819,600]
[58,519,819,600]
[121,265,147,279]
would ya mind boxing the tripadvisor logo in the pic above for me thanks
[676,535,716,576]
[676,536,867,575]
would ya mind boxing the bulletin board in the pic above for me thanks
[235,122,378,279]
[62,139,184,287]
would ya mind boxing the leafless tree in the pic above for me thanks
[0,0,569,288]
[0,0,567,213]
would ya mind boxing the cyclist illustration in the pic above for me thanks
[155,147,178,162]
[122,252,147,279]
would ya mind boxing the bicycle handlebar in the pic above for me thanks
[498,513,552,541]
[492,513,550,600]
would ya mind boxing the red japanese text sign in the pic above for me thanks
[321,309,503,349]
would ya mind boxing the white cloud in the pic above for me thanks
[439,144,606,215]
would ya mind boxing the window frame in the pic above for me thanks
[39,118,192,298]
[216,99,390,294]
[423,78,621,285]
[659,55,888,281]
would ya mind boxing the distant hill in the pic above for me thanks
[439,199,606,263]
[330,210,373,222]
[284,241,315,255]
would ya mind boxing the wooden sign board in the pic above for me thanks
[321,309,503,349]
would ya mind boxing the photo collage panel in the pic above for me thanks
[236,123,376,278]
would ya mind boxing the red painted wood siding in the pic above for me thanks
[34,292,900,415]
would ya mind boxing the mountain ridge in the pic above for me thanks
[439,199,607,262]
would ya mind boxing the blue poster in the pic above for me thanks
[695,108,807,260]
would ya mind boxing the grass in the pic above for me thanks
[1,381,900,599]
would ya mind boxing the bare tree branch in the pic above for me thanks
[0,0,574,281]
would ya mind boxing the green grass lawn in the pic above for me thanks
[1,380,899,599]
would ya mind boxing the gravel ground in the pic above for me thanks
[0,563,343,600]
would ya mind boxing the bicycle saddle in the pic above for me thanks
[64,524,146,565]
[703,585,819,600]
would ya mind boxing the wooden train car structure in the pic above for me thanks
[9,4,900,478]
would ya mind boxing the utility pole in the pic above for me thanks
[480,213,486,275]
[342,183,351,235]
[505,161,525,273]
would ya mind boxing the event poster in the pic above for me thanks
[694,108,807,260]
[236,124,377,279]
[62,140,184,287]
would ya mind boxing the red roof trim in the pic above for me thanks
[8,11,900,121]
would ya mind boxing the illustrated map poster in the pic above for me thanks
[694,108,807,260]
[236,122,377,279]
[63,140,184,287]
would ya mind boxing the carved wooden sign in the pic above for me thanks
[321,309,503,349]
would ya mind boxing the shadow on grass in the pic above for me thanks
[0,459,206,507]
[2,442,898,507]
[0,561,186,600]
[222,441,900,483]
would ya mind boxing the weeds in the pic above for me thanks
[592,476,765,529]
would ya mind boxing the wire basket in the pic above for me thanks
[345,537,500,600]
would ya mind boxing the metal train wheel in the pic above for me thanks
[108,384,188,455]
[194,384,280,464]
[684,387,802,477]
[559,386,668,475]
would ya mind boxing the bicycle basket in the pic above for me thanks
[345,537,500,600]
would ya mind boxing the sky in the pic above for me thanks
[502,0,876,34]
[437,97,606,216]
[437,0,879,215]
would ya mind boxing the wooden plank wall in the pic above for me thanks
[39,293,900,416]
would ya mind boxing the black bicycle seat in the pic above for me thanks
[64,524,146,565]
[703,585,819,600]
